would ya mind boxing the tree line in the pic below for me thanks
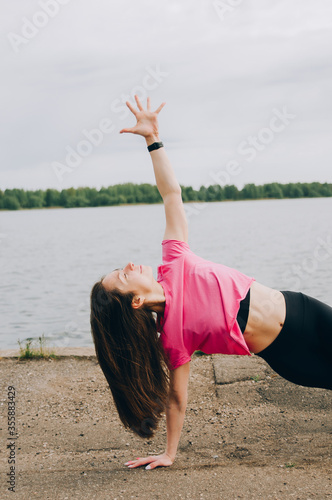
[0,182,331,210]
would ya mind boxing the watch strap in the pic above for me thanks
[147,141,164,152]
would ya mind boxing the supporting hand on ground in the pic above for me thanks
[124,452,173,470]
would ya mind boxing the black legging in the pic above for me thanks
[237,289,332,390]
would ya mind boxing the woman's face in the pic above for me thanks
[102,262,155,295]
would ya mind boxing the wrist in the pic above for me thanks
[145,134,160,146]
[165,451,175,462]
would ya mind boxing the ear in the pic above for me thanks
[132,295,145,309]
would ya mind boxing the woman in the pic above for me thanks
[90,95,332,471]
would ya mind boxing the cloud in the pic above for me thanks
[1,0,331,190]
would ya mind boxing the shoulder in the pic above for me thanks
[161,239,192,265]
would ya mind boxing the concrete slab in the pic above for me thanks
[212,354,271,385]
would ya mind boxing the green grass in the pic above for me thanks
[250,375,260,382]
[284,463,295,468]
[17,334,59,360]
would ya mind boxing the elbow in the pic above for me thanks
[163,186,182,199]
[177,186,182,197]
[167,393,188,412]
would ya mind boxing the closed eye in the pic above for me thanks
[113,268,127,282]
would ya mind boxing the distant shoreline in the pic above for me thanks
[1,195,331,212]
[1,181,331,211]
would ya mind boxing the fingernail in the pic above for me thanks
[124,462,129,465]
[145,465,151,470]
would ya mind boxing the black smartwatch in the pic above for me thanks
[147,141,164,152]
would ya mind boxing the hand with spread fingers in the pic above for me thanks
[124,452,173,471]
[119,95,166,141]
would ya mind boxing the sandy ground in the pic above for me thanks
[0,349,331,500]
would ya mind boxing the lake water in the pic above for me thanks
[1,197,331,350]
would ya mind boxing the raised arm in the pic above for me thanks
[120,96,188,244]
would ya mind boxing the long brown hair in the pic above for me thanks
[90,277,170,438]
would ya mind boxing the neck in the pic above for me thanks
[145,282,166,315]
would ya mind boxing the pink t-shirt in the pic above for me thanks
[156,239,255,370]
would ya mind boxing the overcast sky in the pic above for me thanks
[1,0,331,192]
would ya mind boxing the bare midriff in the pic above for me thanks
[242,281,286,354]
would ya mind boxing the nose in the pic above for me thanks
[124,262,135,272]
